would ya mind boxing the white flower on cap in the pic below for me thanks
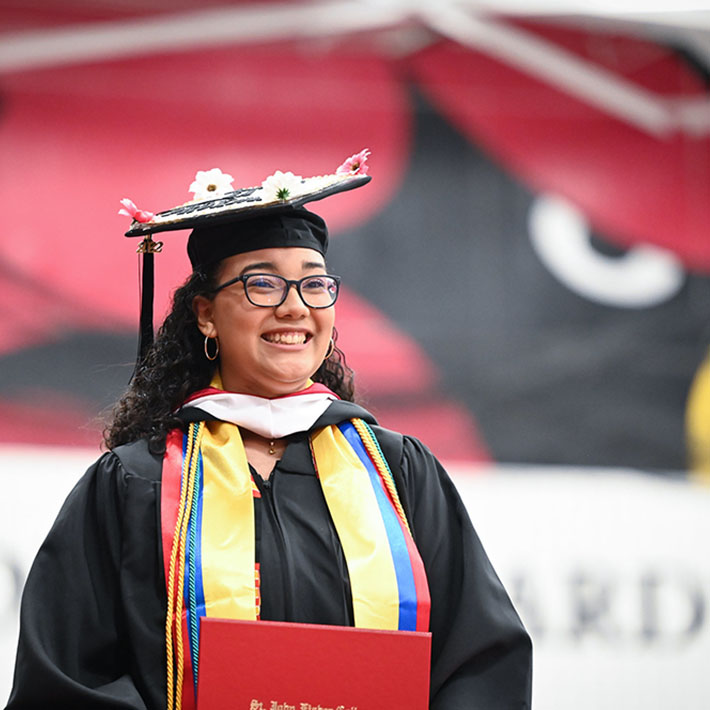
[261,170,303,203]
[189,168,235,201]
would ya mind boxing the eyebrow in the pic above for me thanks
[240,260,326,275]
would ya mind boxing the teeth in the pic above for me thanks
[264,332,307,345]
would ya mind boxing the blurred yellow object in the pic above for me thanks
[686,347,710,483]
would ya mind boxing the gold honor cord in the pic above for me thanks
[351,418,411,535]
[166,422,204,710]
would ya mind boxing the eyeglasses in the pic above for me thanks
[212,273,341,309]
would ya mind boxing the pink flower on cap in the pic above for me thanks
[118,198,155,223]
[336,148,371,176]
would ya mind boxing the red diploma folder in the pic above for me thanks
[196,618,432,710]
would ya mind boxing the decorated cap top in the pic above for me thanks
[120,149,371,238]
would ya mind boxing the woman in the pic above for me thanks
[6,155,532,709]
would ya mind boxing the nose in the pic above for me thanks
[274,282,309,317]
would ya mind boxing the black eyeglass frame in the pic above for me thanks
[211,272,342,309]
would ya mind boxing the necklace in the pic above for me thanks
[242,430,280,456]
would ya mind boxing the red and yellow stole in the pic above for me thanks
[161,418,430,710]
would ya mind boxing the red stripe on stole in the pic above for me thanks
[359,441,431,632]
[181,610,196,710]
[251,476,261,498]
[255,562,262,620]
[403,524,431,632]
[161,428,184,596]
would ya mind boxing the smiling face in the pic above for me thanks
[193,247,335,398]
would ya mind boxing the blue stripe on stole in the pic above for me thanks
[184,444,207,683]
[194,459,206,623]
[338,422,418,631]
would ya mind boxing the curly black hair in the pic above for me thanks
[104,261,354,451]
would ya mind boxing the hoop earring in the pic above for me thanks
[324,338,335,360]
[204,335,219,361]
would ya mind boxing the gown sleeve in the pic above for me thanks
[380,431,533,710]
[5,452,152,710]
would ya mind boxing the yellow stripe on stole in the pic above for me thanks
[311,426,400,630]
[200,421,257,620]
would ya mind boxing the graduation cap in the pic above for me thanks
[119,151,372,362]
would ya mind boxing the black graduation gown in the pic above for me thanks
[5,400,532,709]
